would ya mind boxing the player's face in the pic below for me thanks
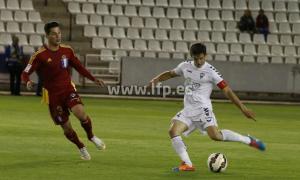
[47,27,61,46]
[193,53,206,67]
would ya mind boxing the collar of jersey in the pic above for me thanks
[192,61,207,69]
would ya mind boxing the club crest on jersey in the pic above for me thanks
[61,55,68,68]
[47,58,52,63]
[200,73,205,79]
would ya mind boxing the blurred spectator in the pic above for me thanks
[256,9,269,41]
[238,9,256,34]
[5,36,24,96]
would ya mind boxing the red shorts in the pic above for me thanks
[48,90,83,125]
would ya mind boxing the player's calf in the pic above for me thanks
[80,116,94,140]
[206,126,223,141]
[63,129,85,149]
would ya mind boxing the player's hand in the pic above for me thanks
[95,79,105,87]
[26,80,34,90]
[148,78,159,88]
[241,107,256,121]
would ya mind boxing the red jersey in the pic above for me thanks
[22,44,95,93]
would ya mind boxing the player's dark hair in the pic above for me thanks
[190,43,207,56]
[44,21,60,35]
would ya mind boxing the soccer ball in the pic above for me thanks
[207,153,228,173]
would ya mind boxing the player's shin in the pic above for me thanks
[81,116,106,150]
[220,129,251,144]
[80,116,94,140]
[171,136,193,166]
[64,130,85,149]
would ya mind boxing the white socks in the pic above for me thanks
[170,131,250,166]
[171,136,192,166]
[221,129,251,144]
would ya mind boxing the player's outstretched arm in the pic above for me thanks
[222,86,256,121]
[69,48,105,87]
[148,70,178,87]
[22,60,38,91]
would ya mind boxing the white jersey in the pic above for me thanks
[173,61,225,112]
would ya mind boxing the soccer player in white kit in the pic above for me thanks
[149,43,266,171]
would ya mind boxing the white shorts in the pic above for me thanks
[172,107,218,136]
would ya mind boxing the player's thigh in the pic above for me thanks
[200,108,220,138]
[206,126,222,141]
[170,109,197,137]
[66,91,86,120]
[48,101,70,125]
[70,104,87,120]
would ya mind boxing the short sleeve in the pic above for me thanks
[210,66,227,89]
[173,62,185,76]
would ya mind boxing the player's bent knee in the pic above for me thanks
[169,120,188,138]
[168,128,180,138]
[77,111,86,120]
[62,125,73,134]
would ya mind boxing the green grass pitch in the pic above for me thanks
[0,95,299,180]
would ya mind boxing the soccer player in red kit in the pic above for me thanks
[22,22,105,160]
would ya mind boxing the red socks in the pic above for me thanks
[80,116,94,140]
[64,116,94,149]
[64,130,84,149]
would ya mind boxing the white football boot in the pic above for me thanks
[90,136,106,150]
[79,147,91,160]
